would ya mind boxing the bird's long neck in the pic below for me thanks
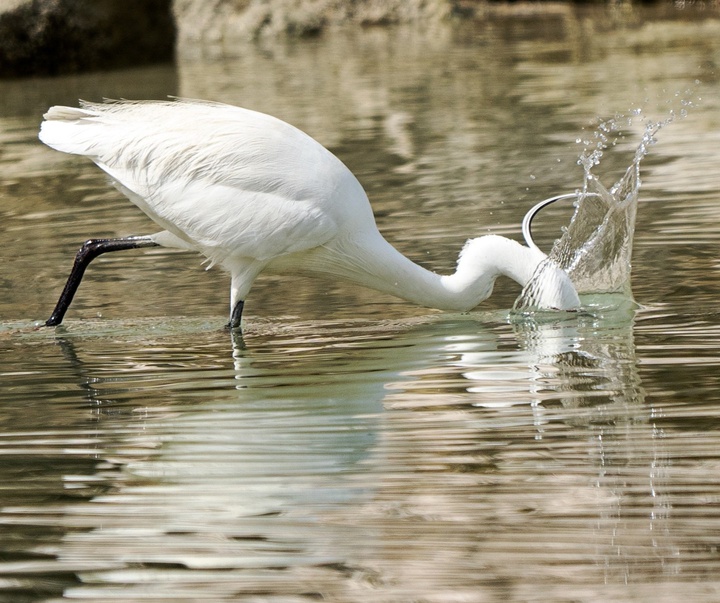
[295,232,544,312]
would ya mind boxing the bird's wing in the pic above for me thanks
[39,101,349,264]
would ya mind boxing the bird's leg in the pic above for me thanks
[227,300,245,331]
[45,236,159,327]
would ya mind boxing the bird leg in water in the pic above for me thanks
[45,236,159,327]
[227,300,244,331]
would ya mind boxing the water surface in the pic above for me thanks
[2,6,720,602]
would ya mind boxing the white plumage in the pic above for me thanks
[39,99,579,328]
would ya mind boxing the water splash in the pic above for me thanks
[514,101,692,313]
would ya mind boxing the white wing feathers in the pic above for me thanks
[39,100,341,264]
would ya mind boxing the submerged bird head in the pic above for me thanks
[453,235,580,311]
[521,256,580,311]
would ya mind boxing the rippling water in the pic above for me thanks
[2,5,720,602]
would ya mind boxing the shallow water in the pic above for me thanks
[2,5,720,602]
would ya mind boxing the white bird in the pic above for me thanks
[39,99,579,330]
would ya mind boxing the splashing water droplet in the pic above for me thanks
[513,95,697,314]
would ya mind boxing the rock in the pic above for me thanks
[173,0,451,56]
[0,0,175,78]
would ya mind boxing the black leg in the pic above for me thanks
[227,300,245,331]
[45,236,159,327]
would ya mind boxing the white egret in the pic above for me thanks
[39,99,579,329]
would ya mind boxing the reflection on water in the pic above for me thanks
[3,303,719,601]
[2,4,720,602]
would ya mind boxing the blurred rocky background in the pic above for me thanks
[0,0,175,77]
[2,0,719,78]
[173,0,449,47]
[0,0,599,77]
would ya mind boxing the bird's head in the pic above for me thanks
[519,255,580,311]
[454,235,579,311]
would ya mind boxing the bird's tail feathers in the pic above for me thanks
[39,105,102,156]
[42,105,96,122]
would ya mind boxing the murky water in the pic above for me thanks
[2,5,720,602]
